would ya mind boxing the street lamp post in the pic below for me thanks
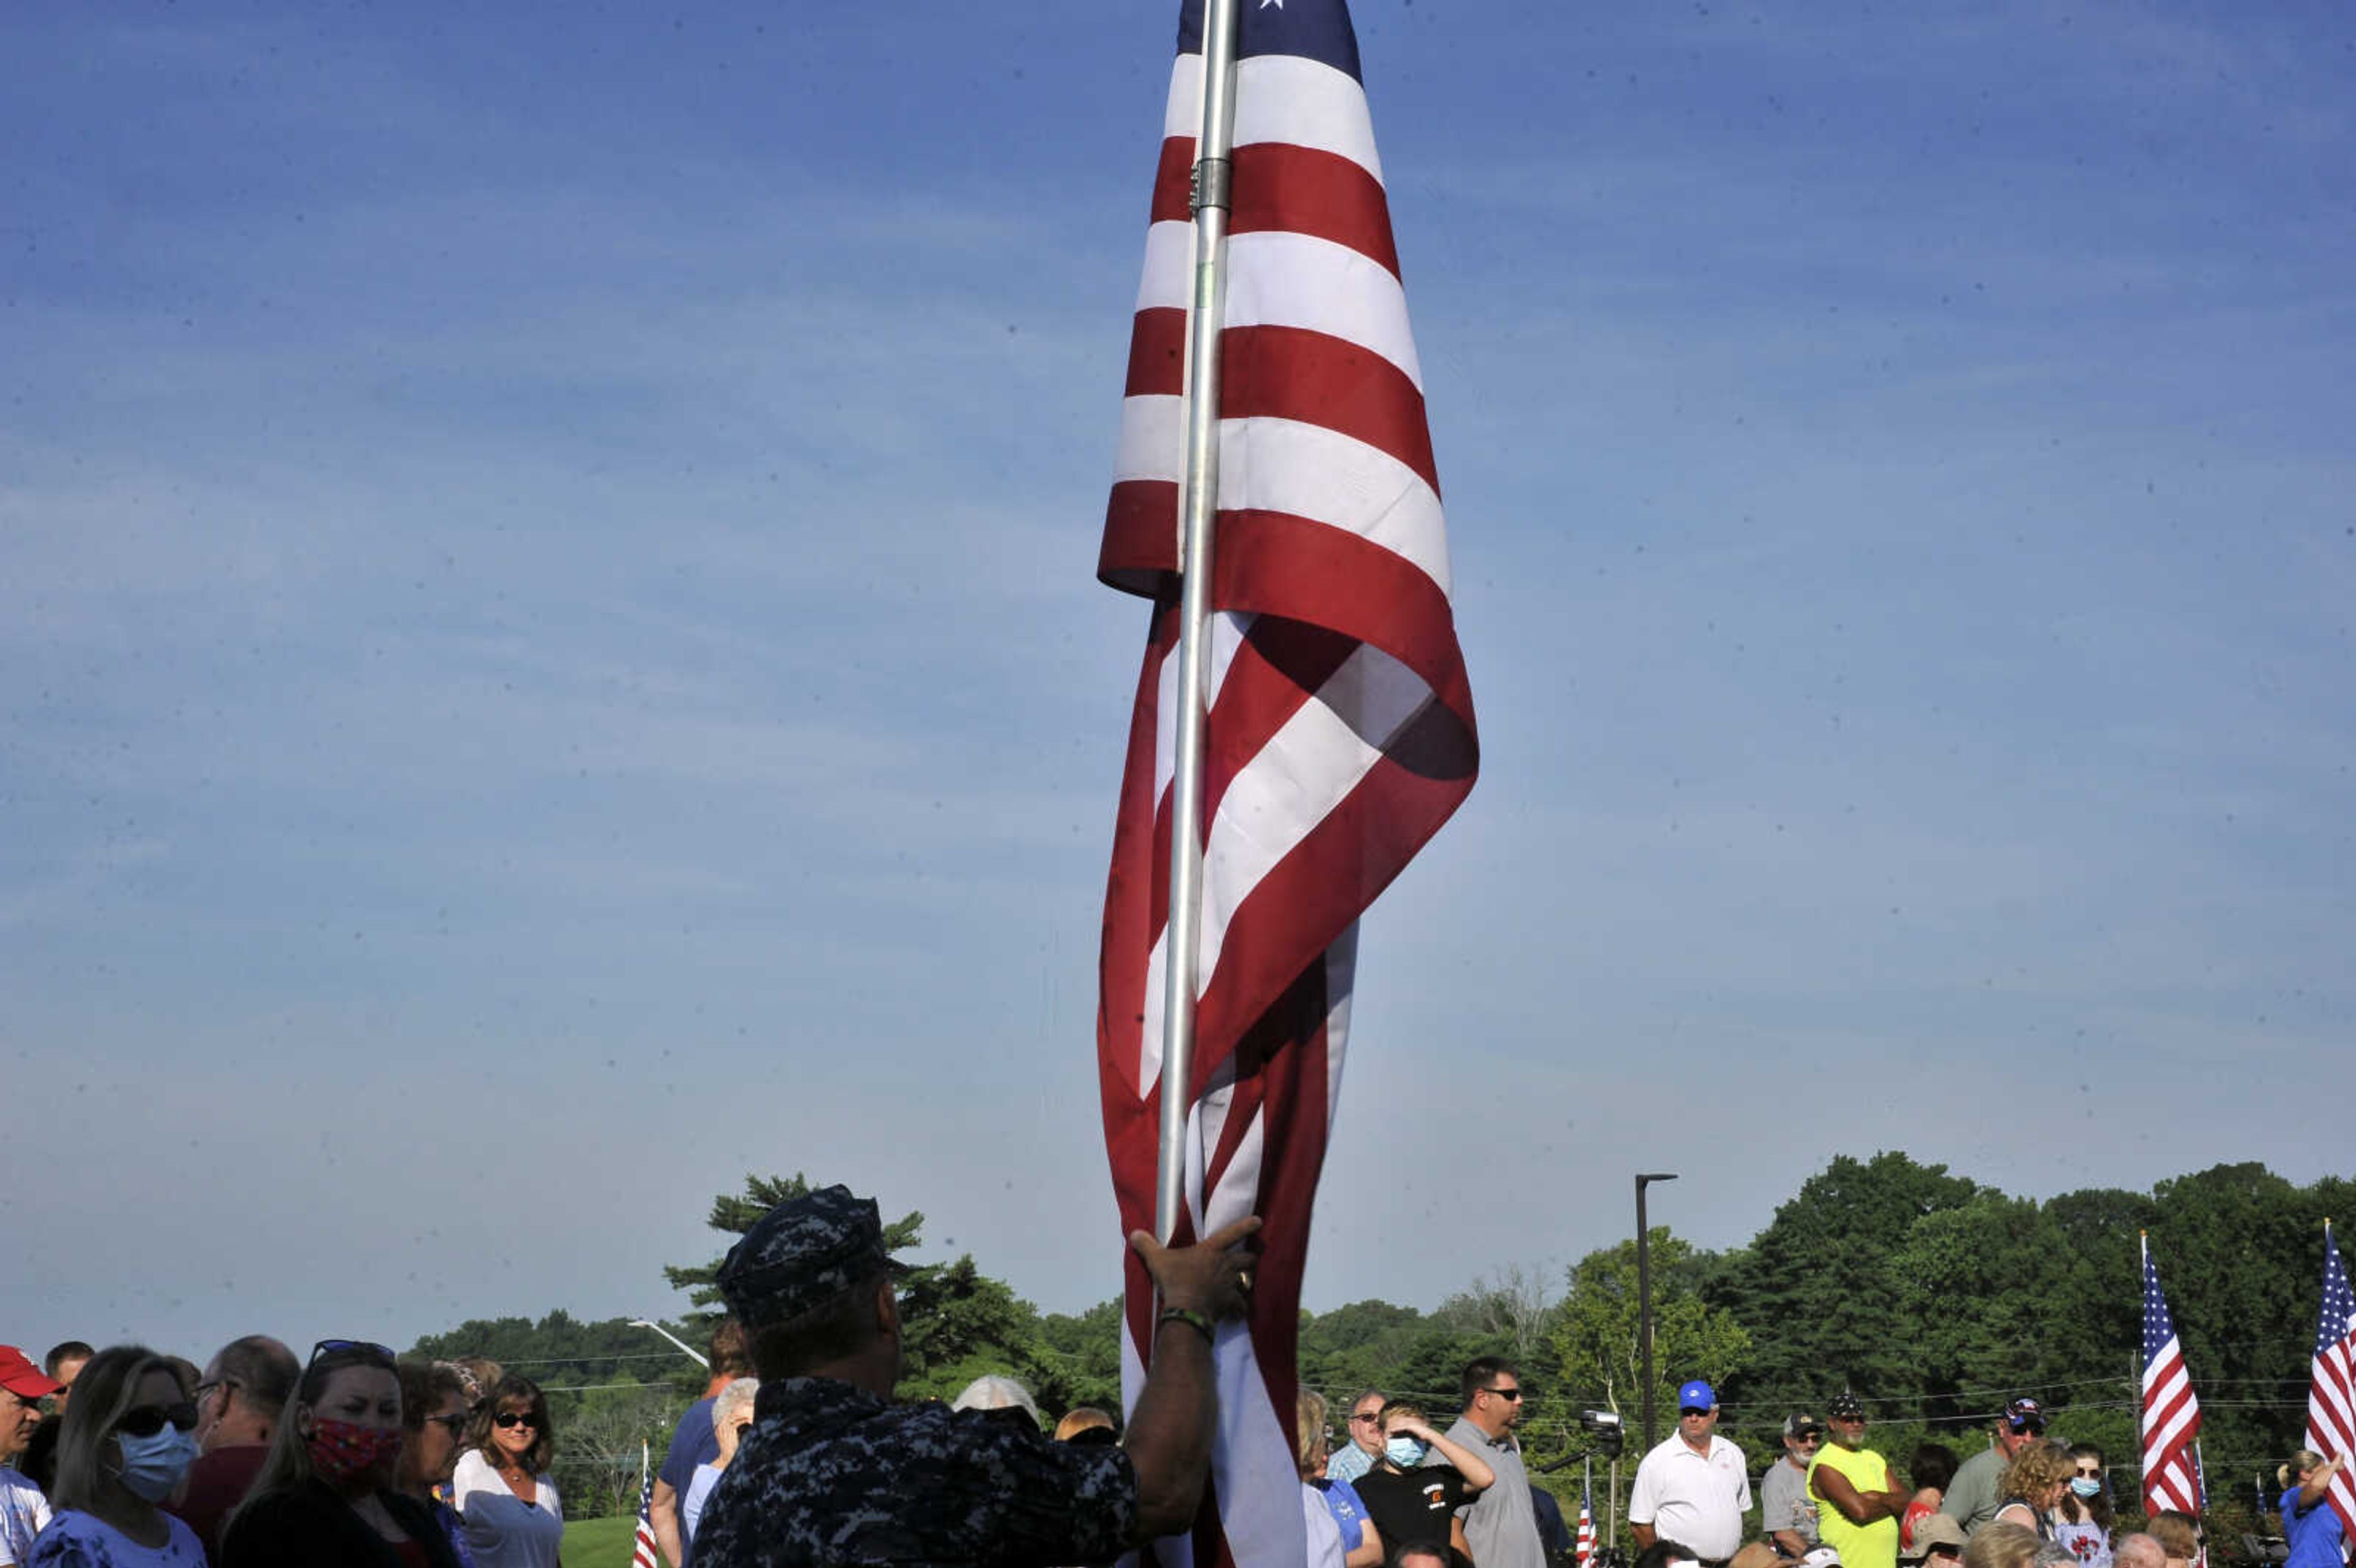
[628,1318,712,1370]
[1634,1172,1679,1451]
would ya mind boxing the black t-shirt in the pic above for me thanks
[1354,1467,1476,1568]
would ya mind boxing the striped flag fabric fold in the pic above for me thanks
[1574,1485,1596,1568]
[2307,1223,2356,1539]
[631,1442,660,1568]
[2139,1241,2203,1518]
[1095,4,1478,1568]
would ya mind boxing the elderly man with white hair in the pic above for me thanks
[683,1378,763,1550]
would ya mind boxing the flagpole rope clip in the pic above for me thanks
[1191,156,1233,214]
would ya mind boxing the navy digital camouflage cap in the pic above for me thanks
[717,1184,899,1328]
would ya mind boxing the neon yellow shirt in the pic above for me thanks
[1809,1443,1900,1568]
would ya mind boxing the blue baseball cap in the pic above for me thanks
[1677,1380,1716,1411]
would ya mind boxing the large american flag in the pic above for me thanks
[2139,1241,2203,1516]
[1576,1483,1596,1568]
[2306,1223,2356,1539]
[1095,2,1478,1567]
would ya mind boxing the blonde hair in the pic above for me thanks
[2000,1439,2075,1507]
[1297,1389,1330,1475]
[50,1345,185,1513]
[1963,1523,2043,1568]
[1382,1402,1426,1431]
[2281,1451,2325,1490]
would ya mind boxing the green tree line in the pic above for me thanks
[412,1156,2350,1527]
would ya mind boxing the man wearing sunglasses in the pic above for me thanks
[1938,1397,2042,1539]
[1327,1390,1388,1485]
[1441,1358,1545,1568]
[1630,1380,1751,1567]
[693,1182,1258,1568]
[1809,1392,1911,1568]
[1762,1414,1825,1561]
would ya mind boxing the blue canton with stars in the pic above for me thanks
[2143,1251,2181,1358]
[1178,0,1362,84]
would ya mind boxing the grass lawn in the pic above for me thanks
[561,1513,642,1568]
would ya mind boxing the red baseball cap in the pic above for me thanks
[0,1346,63,1401]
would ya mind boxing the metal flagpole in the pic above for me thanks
[2137,1232,2148,1507]
[1609,1458,1620,1550]
[1153,0,1245,1245]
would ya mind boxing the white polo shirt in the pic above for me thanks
[1628,1432,1752,1561]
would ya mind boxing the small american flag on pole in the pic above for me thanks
[1575,1484,1596,1568]
[1096,2,1478,1567]
[631,1440,660,1568]
[2306,1222,2356,1539]
[2139,1236,2202,1517]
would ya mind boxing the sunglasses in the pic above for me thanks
[1679,1407,1712,1418]
[1352,1412,1385,1423]
[493,1411,539,1430]
[422,1413,469,1436]
[118,1402,199,1438]
[308,1339,396,1368]
[1485,1388,1523,1402]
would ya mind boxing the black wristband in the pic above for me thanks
[1157,1307,1215,1343]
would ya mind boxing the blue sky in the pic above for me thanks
[4,0,2351,1365]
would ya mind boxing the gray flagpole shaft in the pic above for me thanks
[2138,1231,2147,1501]
[1153,0,1244,1246]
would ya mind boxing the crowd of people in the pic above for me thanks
[1534,1382,2344,1568]
[0,1337,565,1567]
[1,1186,2344,1568]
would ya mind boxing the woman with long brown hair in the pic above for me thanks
[220,1339,464,1568]
[2050,1445,2112,1568]
[449,1375,561,1568]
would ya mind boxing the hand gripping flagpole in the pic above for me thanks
[1155,0,1244,1247]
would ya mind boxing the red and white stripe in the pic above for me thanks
[2307,1226,2356,1537]
[2139,1245,2201,1517]
[1095,7,1477,1568]
[1575,1490,1596,1568]
[630,1443,660,1568]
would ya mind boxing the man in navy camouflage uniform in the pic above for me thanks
[695,1183,1257,1568]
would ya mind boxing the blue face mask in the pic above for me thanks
[114,1426,198,1504]
[1387,1437,1428,1468]
[2070,1478,2102,1499]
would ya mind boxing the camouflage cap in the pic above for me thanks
[717,1184,899,1329]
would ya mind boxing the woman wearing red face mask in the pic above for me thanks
[220,1340,464,1568]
